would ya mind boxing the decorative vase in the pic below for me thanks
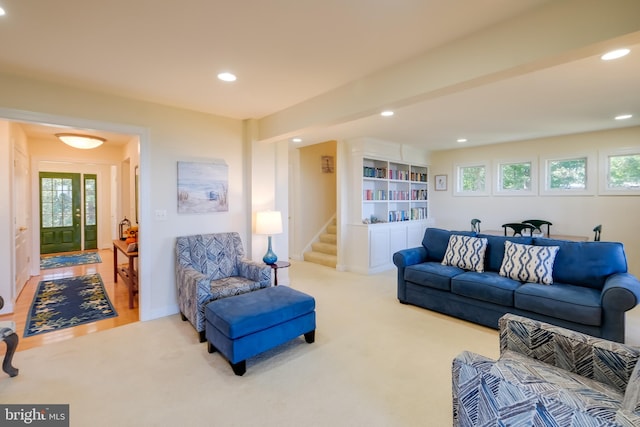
[263,236,278,264]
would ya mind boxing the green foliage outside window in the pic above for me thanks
[85,178,97,226]
[500,162,531,191]
[549,158,586,190]
[608,154,640,189]
[460,165,485,192]
[41,177,73,227]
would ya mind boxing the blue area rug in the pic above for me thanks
[40,252,102,270]
[24,273,118,337]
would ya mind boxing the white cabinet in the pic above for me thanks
[345,152,430,274]
[347,220,428,274]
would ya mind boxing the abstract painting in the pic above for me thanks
[177,160,229,213]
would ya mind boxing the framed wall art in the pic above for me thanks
[177,160,229,213]
[435,174,448,191]
[322,155,335,173]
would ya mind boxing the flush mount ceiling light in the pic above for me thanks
[56,133,106,149]
[380,111,394,117]
[615,114,633,120]
[601,48,630,61]
[0,7,6,16]
[291,137,302,143]
[457,138,468,143]
[217,72,237,82]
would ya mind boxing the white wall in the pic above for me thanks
[430,126,640,276]
[0,72,252,321]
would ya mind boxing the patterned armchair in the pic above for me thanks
[453,313,640,426]
[175,233,271,342]
[0,296,19,377]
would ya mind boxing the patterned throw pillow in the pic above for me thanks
[499,240,559,285]
[441,235,488,272]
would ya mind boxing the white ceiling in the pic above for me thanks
[1,0,639,150]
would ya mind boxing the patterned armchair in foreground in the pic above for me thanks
[453,314,640,426]
[176,233,271,342]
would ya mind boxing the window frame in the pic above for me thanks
[494,158,537,196]
[540,153,595,196]
[453,162,490,197]
[599,147,640,196]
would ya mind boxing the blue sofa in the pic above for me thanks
[393,227,640,342]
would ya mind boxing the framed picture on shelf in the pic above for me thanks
[435,174,447,191]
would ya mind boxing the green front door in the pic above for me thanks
[40,172,82,254]
[84,174,98,250]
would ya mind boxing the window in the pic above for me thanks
[496,160,536,195]
[599,148,640,195]
[608,154,640,189]
[454,163,489,196]
[41,177,74,227]
[548,157,587,190]
[541,155,594,195]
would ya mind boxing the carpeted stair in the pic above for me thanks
[303,219,337,268]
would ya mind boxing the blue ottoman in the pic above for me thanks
[205,286,316,376]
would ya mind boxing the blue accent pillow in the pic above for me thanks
[441,235,488,272]
[499,240,559,285]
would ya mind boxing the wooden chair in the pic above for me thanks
[502,223,535,237]
[522,219,552,236]
[593,224,602,241]
[471,218,481,233]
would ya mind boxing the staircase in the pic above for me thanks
[303,218,337,268]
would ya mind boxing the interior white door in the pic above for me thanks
[14,143,30,298]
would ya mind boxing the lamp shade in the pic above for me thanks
[256,211,282,235]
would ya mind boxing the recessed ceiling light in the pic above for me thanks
[217,72,237,82]
[380,111,394,117]
[456,138,468,143]
[615,114,633,120]
[601,48,630,61]
[291,137,302,143]
[0,7,6,16]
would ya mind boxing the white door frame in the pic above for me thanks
[0,107,151,321]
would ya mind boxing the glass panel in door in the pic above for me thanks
[39,172,81,254]
[84,174,97,250]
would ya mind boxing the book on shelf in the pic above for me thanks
[363,166,387,178]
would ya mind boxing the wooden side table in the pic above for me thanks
[113,239,139,308]
[269,261,290,286]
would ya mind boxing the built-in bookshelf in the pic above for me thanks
[362,158,428,224]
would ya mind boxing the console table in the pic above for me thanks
[113,239,138,308]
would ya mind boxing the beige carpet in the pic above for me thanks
[2,261,640,426]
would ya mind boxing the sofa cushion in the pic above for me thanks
[499,240,559,285]
[404,262,463,291]
[421,228,476,262]
[515,282,602,326]
[534,239,628,290]
[451,271,521,306]
[209,276,265,301]
[496,350,625,416]
[441,235,488,272]
[623,361,640,412]
[477,234,533,272]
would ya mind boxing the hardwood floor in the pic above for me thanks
[0,248,139,352]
